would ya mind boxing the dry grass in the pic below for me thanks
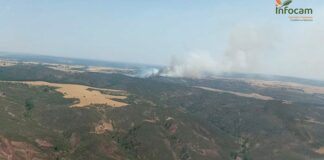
[86,66,134,74]
[315,147,324,154]
[45,63,84,73]
[195,86,274,101]
[305,118,324,126]
[35,139,53,148]
[24,81,128,108]
[247,80,324,95]
[0,92,5,97]
[0,60,17,67]
[95,120,113,134]
[21,61,40,65]
[143,116,160,123]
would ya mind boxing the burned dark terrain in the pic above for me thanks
[1,59,324,160]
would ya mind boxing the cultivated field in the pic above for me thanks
[23,81,128,108]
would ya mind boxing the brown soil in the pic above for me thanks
[35,139,53,148]
[200,149,219,158]
[69,133,80,153]
[0,135,45,160]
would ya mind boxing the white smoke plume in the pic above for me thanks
[160,51,222,78]
[223,26,278,73]
[161,26,278,78]
[137,67,160,78]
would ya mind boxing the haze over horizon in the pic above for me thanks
[0,0,324,80]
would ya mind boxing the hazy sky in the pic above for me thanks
[0,0,323,79]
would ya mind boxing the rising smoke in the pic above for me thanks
[160,26,278,79]
[142,20,324,80]
[160,52,222,78]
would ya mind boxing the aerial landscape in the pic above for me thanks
[0,0,323,160]
[1,53,324,160]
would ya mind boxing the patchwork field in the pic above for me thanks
[23,81,128,108]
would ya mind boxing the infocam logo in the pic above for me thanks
[275,0,313,21]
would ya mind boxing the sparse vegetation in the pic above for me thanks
[25,98,34,111]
